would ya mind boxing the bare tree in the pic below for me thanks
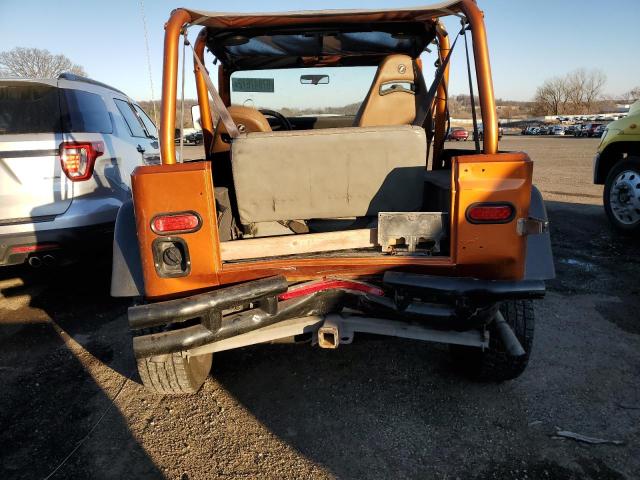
[582,69,607,113]
[0,47,86,78]
[533,68,607,115]
[622,86,640,102]
[533,76,569,115]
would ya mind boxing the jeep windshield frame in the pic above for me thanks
[158,0,498,165]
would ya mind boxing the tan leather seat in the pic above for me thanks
[213,105,271,153]
[353,54,423,127]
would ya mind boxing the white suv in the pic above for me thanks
[0,73,160,267]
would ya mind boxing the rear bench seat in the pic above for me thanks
[230,125,427,228]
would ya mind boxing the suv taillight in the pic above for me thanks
[466,203,515,223]
[59,141,104,181]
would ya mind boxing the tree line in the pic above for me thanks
[532,68,639,116]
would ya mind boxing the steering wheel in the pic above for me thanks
[259,109,293,131]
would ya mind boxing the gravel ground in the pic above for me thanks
[1,136,639,480]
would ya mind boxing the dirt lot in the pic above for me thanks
[1,136,639,479]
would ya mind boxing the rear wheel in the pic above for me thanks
[451,300,534,382]
[137,351,212,395]
[134,326,212,394]
[603,157,640,235]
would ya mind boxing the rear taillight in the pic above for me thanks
[466,203,515,224]
[9,243,59,254]
[151,212,201,234]
[59,141,104,181]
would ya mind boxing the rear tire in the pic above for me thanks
[133,325,212,395]
[451,300,534,382]
[603,157,640,235]
[137,351,212,395]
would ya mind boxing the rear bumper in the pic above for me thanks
[0,222,114,266]
[129,273,545,358]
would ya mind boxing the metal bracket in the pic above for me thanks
[517,217,549,236]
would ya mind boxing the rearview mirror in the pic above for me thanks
[300,74,330,85]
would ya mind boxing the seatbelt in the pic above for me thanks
[190,45,240,139]
[413,27,462,128]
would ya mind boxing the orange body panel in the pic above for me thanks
[131,151,532,298]
[452,152,532,279]
[132,162,222,298]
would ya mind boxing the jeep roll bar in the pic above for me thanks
[158,0,498,165]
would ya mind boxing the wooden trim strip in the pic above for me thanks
[220,229,378,261]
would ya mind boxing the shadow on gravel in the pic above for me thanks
[0,261,160,479]
[211,199,636,479]
[545,200,640,298]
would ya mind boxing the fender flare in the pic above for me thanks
[524,186,555,281]
[111,200,145,297]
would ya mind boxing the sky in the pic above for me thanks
[1,0,639,108]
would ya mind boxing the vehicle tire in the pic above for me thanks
[137,351,212,395]
[451,300,534,382]
[134,327,212,394]
[603,157,640,235]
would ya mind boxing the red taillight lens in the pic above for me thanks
[9,243,59,254]
[59,141,104,181]
[151,212,201,234]
[466,203,515,223]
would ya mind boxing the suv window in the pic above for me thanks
[115,99,147,138]
[61,89,113,134]
[0,84,62,134]
[133,104,158,138]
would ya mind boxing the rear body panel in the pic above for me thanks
[131,152,533,299]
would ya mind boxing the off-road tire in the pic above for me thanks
[603,157,640,235]
[130,302,213,394]
[452,300,534,382]
[136,351,212,395]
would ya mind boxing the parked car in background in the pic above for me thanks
[593,125,606,137]
[593,100,640,234]
[564,125,579,136]
[537,125,550,135]
[473,124,503,140]
[0,74,159,267]
[550,125,565,135]
[186,130,204,145]
[447,127,469,141]
[583,123,603,137]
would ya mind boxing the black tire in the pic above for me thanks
[451,300,534,382]
[603,157,640,235]
[137,351,212,395]
[133,324,211,395]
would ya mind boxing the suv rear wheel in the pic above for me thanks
[451,300,534,382]
[135,328,212,394]
[603,157,640,235]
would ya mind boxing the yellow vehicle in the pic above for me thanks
[111,1,554,394]
[594,100,640,233]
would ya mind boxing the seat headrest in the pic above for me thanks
[353,54,419,127]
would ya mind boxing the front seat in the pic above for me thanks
[353,54,425,127]
[212,105,271,153]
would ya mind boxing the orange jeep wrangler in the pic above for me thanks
[111,1,554,394]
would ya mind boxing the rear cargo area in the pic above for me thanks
[213,124,452,262]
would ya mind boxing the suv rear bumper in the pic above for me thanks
[129,273,545,358]
[0,222,114,267]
